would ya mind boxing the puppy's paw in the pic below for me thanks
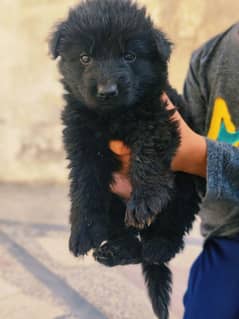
[125,196,161,229]
[69,229,91,257]
[69,223,108,257]
[93,238,141,267]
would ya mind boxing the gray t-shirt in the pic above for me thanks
[183,23,239,238]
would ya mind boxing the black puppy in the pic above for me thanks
[50,1,200,318]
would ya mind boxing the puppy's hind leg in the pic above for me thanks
[93,194,142,267]
[93,234,142,267]
[141,172,199,264]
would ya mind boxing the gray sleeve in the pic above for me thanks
[206,139,239,204]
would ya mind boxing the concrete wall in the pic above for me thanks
[1,0,238,183]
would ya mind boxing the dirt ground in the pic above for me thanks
[0,183,202,319]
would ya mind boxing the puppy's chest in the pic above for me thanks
[106,108,163,141]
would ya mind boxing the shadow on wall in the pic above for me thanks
[1,0,238,183]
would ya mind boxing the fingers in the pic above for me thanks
[110,173,132,200]
[161,92,175,110]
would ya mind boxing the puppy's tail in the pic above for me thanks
[142,262,172,319]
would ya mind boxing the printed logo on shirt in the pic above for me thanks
[207,97,239,147]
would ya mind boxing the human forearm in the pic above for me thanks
[171,133,207,177]
[169,110,207,178]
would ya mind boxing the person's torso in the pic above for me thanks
[187,23,239,238]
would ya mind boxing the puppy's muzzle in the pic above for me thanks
[97,83,119,100]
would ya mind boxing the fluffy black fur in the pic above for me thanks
[50,1,201,318]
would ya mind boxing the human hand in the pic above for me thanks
[110,173,132,200]
[161,93,207,177]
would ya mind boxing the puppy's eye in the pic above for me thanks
[80,54,91,65]
[123,52,136,63]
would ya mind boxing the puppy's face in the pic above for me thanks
[58,35,165,111]
[50,0,172,112]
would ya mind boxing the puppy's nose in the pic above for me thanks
[97,84,118,99]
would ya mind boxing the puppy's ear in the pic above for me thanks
[49,22,65,59]
[153,29,173,62]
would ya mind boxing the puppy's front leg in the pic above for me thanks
[122,105,180,230]
[68,146,116,257]
[69,170,109,256]
[125,144,175,229]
